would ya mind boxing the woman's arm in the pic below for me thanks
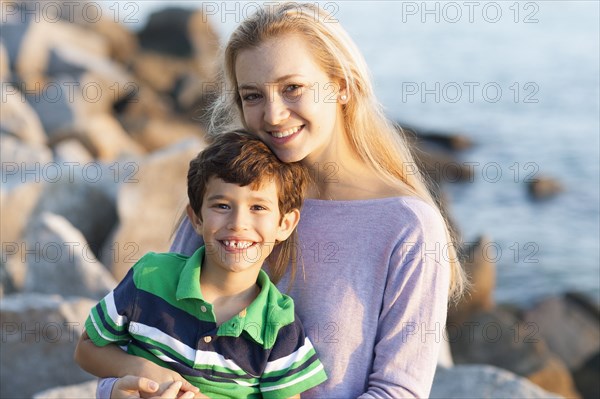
[359,204,451,398]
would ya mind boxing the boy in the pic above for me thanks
[75,131,327,399]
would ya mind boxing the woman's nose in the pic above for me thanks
[263,95,290,126]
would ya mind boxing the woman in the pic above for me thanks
[91,3,466,398]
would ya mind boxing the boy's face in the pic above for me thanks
[188,177,299,278]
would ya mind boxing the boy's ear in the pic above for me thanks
[275,208,301,242]
[186,204,203,235]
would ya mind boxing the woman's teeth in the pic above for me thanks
[270,126,301,138]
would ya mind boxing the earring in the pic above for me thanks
[340,94,348,101]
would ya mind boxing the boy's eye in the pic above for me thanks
[212,203,230,210]
[251,205,267,211]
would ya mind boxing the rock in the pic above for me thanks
[9,18,109,81]
[129,117,206,152]
[448,235,496,325]
[400,123,474,151]
[82,114,145,161]
[430,365,562,398]
[108,138,205,280]
[0,182,44,245]
[0,134,53,189]
[23,212,116,299]
[33,380,97,399]
[30,166,118,258]
[528,176,564,199]
[132,8,219,112]
[1,83,47,145]
[524,293,600,371]
[53,138,95,164]
[449,308,581,398]
[0,293,97,398]
[573,352,600,399]
[527,354,582,399]
[415,148,475,183]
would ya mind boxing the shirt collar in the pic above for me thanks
[176,246,205,301]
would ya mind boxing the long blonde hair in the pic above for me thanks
[209,2,467,302]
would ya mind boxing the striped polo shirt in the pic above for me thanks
[85,246,327,399]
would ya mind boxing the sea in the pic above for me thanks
[123,0,600,306]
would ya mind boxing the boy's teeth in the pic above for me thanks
[271,126,301,138]
[223,240,253,249]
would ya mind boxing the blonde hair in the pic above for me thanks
[209,2,467,302]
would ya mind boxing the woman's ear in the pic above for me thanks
[275,208,301,242]
[338,80,349,104]
[186,204,203,235]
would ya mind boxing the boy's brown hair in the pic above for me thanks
[187,130,309,285]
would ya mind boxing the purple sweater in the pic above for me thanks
[98,197,450,398]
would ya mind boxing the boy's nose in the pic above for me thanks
[227,209,250,230]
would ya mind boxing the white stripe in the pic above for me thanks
[261,363,325,392]
[89,311,116,342]
[104,291,128,326]
[263,337,315,374]
[129,322,244,372]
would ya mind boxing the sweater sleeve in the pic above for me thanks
[97,378,118,399]
[170,216,203,255]
[358,203,451,399]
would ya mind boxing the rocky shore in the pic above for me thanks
[1,2,598,398]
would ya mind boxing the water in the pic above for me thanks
[131,1,600,306]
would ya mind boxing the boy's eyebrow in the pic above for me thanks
[206,194,275,204]
[238,74,304,90]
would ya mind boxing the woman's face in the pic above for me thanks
[235,34,348,164]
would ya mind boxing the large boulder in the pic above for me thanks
[449,308,581,398]
[573,352,600,399]
[106,138,205,280]
[524,293,600,371]
[30,166,118,258]
[0,294,97,398]
[23,212,116,299]
[431,365,562,398]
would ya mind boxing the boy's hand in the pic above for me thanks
[112,377,208,399]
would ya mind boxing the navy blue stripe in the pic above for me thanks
[266,320,305,361]
[130,341,257,382]
[132,289,217,347]
[212,335,269,378]
[260,352,320,383]
[93,303,130,338]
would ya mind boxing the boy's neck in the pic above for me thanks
[199,262,261,325]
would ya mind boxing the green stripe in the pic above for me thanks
[261,358,323,389]
[85,313,129,346]
[261,362,328,399]
[261,347,317,379]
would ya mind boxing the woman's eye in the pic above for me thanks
[283,84,303,101]
[241,92,262,102]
